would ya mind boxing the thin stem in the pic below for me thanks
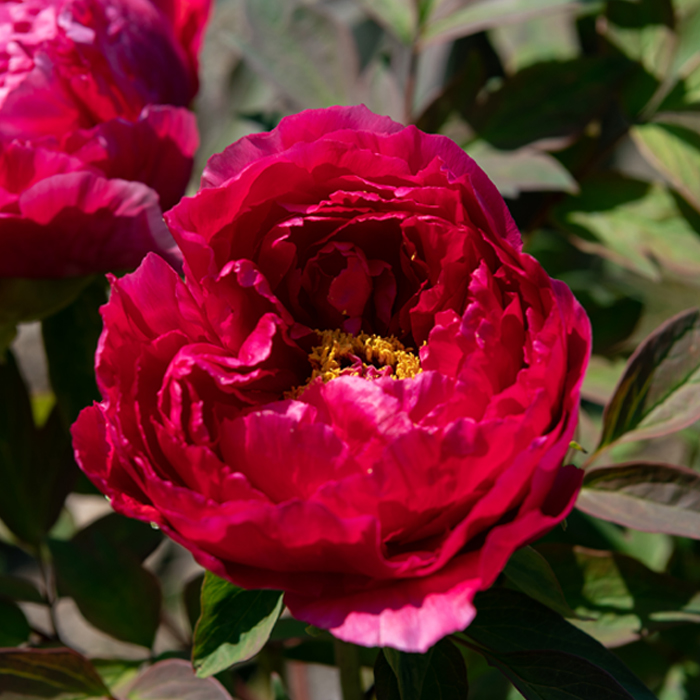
[334,639,364,700]
[36,543,61,642]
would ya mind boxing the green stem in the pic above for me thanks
[335,639,364,700]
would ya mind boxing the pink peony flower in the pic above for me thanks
[72,106,591,652]
[0,0,210,278]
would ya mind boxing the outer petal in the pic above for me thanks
[284,552,481,653]
[63,105,199,209]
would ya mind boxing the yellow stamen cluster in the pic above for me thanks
[287,329,421,398]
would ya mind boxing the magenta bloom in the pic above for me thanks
[72,106,591,652]
[0,0,210,277]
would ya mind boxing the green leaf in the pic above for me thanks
[598,308,700,447]
[226,0,359,110]
[358,0,418,44]
[0,574,45,604]
[49,528,162,648]
[376,639,468,700]
[42,278,106,428]
[0,598,31,646]
[0,648,111,699]
[192,572,284,678]
[537,543,700,646]
[576,462,700,539]
[125,659,232,700]
[503,547,576,618]
[461,588,656,700]
[632,122,700,214]
[465,142,578,198]
[421,0,583,47]
[478,648,635,700]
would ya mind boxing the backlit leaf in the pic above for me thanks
[466,142,578,197]
[126,659,232,700]
[225,0,359,109]
[576,462,700,539]
[192,572,283,678]
[0,648,110,699]
[632,122,700,213]
[598,308,700,447]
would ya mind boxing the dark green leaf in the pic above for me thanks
[0,648,111,699]
[599,308,700,447]
[192,572,283,678]
[184,573,205,632]
[376,639,468,700]
[576,462,700,539]
[42,278,106,428]
[0,598,31,646]
[374,649,401,700]
[0,574,45,604]
[30,406,80,536]
[0,355,76,544]
[479,648,635,700]
[503,547,576,618]
[461,588,656,700]
[49,530,162,648]
[285,640,336,667]
[0,277,93,353]
[74,513,163,563]
[0,350,39,543]
[382,647,433,700]
[468,57,633,150]
[125,659,232,700]
[537,543,700,646]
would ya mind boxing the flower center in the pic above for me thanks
[287,329,421,398]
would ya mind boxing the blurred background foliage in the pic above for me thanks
[4,0,700,698]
